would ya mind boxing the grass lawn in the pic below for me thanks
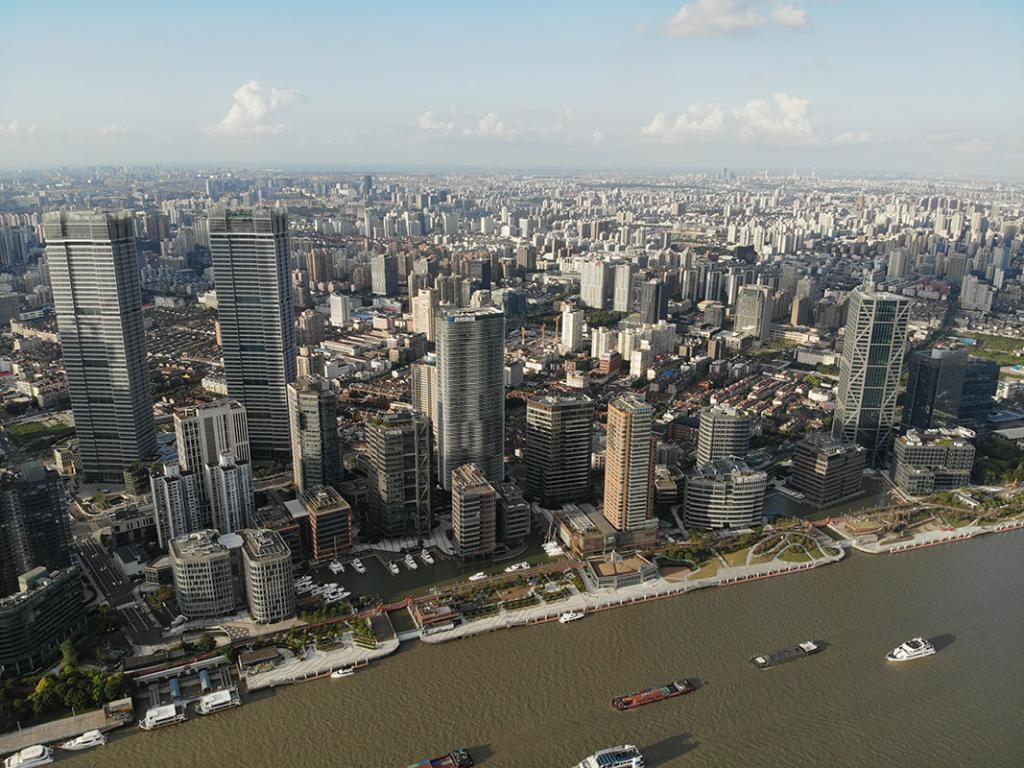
[722,547,752,567]
[7,419,74,445]
[955,333,1024,366]
[778,546,812,563]
[691,560,721,580]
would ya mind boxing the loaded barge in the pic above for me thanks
[751,640,821,669]
[612,678,697,711]
[406,748,474,767]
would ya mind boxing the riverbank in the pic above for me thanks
[830,513,1024,554]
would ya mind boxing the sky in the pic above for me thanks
[1,0,1022,177]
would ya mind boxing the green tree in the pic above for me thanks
[102,673,131,702]
[60,639,78,670]
[29,675,61,717]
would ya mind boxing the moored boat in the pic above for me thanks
[406,748,474,767]
[468,571,487,582]
[573,744,644,768]
[59,729,106,751]
[195,689,242,715]
[404,553,419,570]
[612,679,697,711]
[559,610,585,624]
[419,548,435,565]
[331,666,356,679]
[751,640,821,669]
[504,561,530,573]
[139,703,187,730]
[351,558,367,574]
[3,745,53,768]
[886,637,936,662]
[387,561,400,575]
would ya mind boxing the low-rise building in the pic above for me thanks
[0,568,86,678]
[791,434,865,508]
[892,428,975,495]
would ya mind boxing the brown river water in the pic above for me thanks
[60,531,1024,767]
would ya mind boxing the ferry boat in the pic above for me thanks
[3,745,53,768]
[885,637,936,662]
[406,748,474,768]
[404,553,419,570]
[195,689,242,715]
[387,561,400,575]
[573,745,644,768]
[751,640,821,669]
[139,703,187,730]
[612,679,697,711]
[419,548,435,565]
[504,561,530,573]
[351,558,367,574]
[331,666,356,679]
[59,729,107,751]
[329,559,345,574]
[559,610,585,624]
[468,571,487,582]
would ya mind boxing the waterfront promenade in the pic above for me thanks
[0,708,125,756]
[830,515,1024,555]
[244,635,400,691]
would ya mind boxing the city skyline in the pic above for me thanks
[0,0,1021,177]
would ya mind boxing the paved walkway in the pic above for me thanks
[244,636,400,691]
[835,517,1024,554]
[0,710,124,756]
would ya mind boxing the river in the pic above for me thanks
[62,532,1024,767]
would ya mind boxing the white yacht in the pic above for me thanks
[59,729,106,751]
[195,689,242,715]
[387,561,400,575]
[3,745,53,768]
[419,548,435,565]
[559,610,585,624]
[468,571,487,582]
[886,637,936,662]
[139,703,187,730]
[573,745,644,768]
[351,558,367,574]
[504,561,530,573]
[328,559,345,574]
[330,666,356,679]
[404,553,419,570]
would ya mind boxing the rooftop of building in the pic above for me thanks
[240,528,291,561]
[299,485,351,514]
[169,529,237,559]
[898,427,975,447]
[690,457,763,479]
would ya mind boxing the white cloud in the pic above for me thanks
[97,123,127,135]
[642,104,726,142]
[0,119,38,139]
[665,0,808,37]
[733,93,812,142]
[667,0,763,37]
[956,138,992,153]
[832,130,873,145]
[467,112,518,138]
[772,4,807,29]
[418,110,455,134]
[591,130,606,147]
[203,81,303,137]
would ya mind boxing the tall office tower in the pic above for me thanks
[169,530,246,619]
[240,528,296,623]
[288,375,341,492]
[683,458,767,530]
[44,210,157,482]
[205,452,253,534]
[790,434,865,508]
[697,405,753,465]
[779,262,800,299]
[560,306,585,354]
[0,463,71,596]
[450,463,497,559]
[365,411,432,538]
[831,286,910,467]
[960,357,999,422]
[790,295,813,327]
[412,287,439,342]
[371,253,399,297]
[435,307,505,490]
[795,276,817,301]
[0,568,87,678]
[638,280,666,324]
[411,357,440,444]
[887,249,911,281]
[613,262,635,313]
[329,293,353,327]
[209,206,297,462]
[580,260,611,309]
[734,285,773,341]
[603,396,655,532]
[297,309,326,347]
[902,348,968,431]
[526,395,594,506]
[151,463,203,548]
[892,428,975,495]
[515,245,536,273]
[298,486,352,562]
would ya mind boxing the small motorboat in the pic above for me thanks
[331,667,356,679]
[59,729,107,751]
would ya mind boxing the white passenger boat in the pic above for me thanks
[559,610,585,624]
[328,559,345,574]
[885,637,936,662]
[138,703,187,730]
[387,561,400,575]
[194,689,242,715]
[404,553,419,570]
[504,561,530,573]
[351,558,367,574]
[59,729,106,751]
[330,666,356,679]
[573,744,645,768]
[3,745,53,768]
[419,548,435,565]
[468,571,487,582]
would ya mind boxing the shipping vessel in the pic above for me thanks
[751,640,821,669]
[573,744,644,768]
[612,679,697,711]
[886,637,936,662]
[405,748,474,767]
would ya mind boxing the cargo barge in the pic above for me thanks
[406,748,474,767]
[750,640,821,669]
[611,678,697,711]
